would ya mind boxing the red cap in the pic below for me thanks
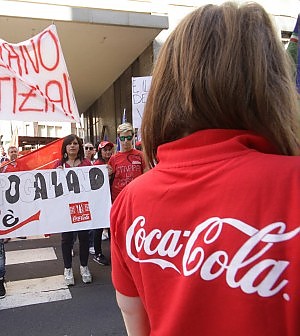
[98,141,114,150]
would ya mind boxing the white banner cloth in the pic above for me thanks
[132,76,152,130]
[0,166,111,238]
[0,25,80,122]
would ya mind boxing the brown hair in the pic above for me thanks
[141,2,300,168]
[61,134,84,164]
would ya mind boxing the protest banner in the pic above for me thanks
[132,76,152,132]
[0,165,111,238]
[0,25,80,122]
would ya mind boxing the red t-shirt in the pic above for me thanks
[111,129,300,336]
[108,149,145,202]
[94,158,106,165]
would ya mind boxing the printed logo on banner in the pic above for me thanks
[69,202,91,223]
[0,210,41,235]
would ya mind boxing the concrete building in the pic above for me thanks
[0,0,298,149]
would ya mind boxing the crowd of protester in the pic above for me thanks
[0,122,143,297]
[1,2,300,335]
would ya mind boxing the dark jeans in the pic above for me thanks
[93,228,103,256]
[61,231,89,268]
[89,230,94,248]
[94,228,111,256]
[0,239,5,278]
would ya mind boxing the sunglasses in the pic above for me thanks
[85,146,94,150]
[119,135,133,141]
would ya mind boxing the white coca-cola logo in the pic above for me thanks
[126,216,300,300]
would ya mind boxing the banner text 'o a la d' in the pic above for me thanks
[0,167,104,205]
[0,166,111,237]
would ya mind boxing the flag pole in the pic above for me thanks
[122,108,127,123]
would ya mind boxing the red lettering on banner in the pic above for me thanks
[2,43,23,76]
[0,74,74,115]
[31,84,50,112]
[41,84,49,112]
[0,26,78,121]
[0,47,7,69]
[19,87,43,112]
[63,72,72,113]
[45,80,64,112]
[19,46,27,73]
[0,29,60,76]
[0,77,10,109]
[12,77,17,113]
[20,41,40,74]
[38,29,60,71]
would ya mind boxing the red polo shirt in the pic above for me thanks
[111,129,300,336]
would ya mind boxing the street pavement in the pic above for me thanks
[0,234,127,336]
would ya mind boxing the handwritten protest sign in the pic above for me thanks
[0,166,111,238]
[132,76,152,131]
[0,25,80,122]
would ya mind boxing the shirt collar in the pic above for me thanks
[156,129,279,168]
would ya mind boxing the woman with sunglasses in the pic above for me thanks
[84,143,95,164]
[55,134,92,286]
[108,122,145,204]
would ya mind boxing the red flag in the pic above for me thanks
[1,138,63,171]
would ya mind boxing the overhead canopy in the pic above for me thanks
[0,0,168,113]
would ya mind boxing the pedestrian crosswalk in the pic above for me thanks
[2,275,71,310]
[6,247,57,265]
[0,241,72,311]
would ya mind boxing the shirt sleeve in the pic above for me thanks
[53,160,62,168]
[108,155,116,173]
[110,192,139,297]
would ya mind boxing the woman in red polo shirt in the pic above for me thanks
[110,3,300,336]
